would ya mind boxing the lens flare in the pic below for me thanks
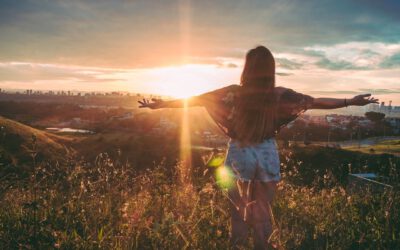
[179,99,192,185]
[206,155,225,168]
[215,166,235,189]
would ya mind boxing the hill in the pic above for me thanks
[0,116,72,166]
[281,144,399,188]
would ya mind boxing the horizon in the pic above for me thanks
[0,0,399,103]
[1,1,400,248]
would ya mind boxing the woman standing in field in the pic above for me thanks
[139,46,378,249]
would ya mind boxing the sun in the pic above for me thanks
[124,62,241,100]
[147,64,222,99]
[166,81,201,99]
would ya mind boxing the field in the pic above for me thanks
[343,139,400,156]
[0,117,400,249]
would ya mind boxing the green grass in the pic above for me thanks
[344,139,400,156]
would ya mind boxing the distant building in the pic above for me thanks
[366,102,400,117]
[386,117,400,134]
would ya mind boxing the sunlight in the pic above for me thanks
[113,62,241,99]
[179,98,192,185]
[147,64,222,98]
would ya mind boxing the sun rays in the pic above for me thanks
[179,98,193,186]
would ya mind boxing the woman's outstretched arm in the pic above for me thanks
[311,94,379,109]
[138,85,238,109]
[138,96,202,109]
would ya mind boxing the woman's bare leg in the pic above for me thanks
[252,181,277,250]
[229,181,251,248]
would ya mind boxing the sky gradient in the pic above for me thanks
[0,0,399,103]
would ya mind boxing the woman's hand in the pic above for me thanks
[138,98,163,109]
[349,94,379,106]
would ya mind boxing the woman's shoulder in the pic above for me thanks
[214,84,241,94]
[198,84,240,100]
[275,86,314,113]
[275,86,312,102]
[274,86,299,96]
[274,86,289,96]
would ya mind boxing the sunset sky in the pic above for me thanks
[0,0,399,103]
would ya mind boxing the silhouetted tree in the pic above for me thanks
[365,111,385,136]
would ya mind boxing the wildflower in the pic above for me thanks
[288,199,297,209]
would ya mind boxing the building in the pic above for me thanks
[386,117,400,134]
[366,102,400,117]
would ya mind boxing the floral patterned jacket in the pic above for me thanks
[195,84,314,140]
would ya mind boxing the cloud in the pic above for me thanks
[276,72,293,76]
[0,1,399,104]
[0,0,399,68]
[309,90,360,95]
[226,63,238,68]
[188,56,241,68]
[276,58,303,70]
[358,88,400,95]
[0,62,124,83]
[315,58,368,70]
[379,53,400,68]
[305,42,400,70]
[309,88,400,96]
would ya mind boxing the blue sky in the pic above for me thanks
[0,0,399,102]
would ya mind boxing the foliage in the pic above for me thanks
[0,116,70,165]
[344,139,400,156]
[365,112,386,123]
[1,140,400,249]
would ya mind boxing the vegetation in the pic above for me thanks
[0,116,71,165]
[343,139,400,156]
[0,130,399,249]
[365,111,386,123]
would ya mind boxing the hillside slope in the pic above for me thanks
[0,116,72,165]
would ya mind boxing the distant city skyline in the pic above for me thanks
[0,0,399,103]
[2,87,400,118]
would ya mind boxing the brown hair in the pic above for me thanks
[231,46,278,144]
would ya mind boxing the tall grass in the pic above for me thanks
[0,142,399,249]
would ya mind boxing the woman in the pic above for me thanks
[138,46,378,249]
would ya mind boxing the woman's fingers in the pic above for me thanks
[138,98,151,108]
[138,98,161,108]
[363,95,379,104]
[352,94,378,106]
[370,98,379,104]
[360,93,371,98]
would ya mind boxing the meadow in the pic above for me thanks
[343,139,400,157]
[0,134,399,249]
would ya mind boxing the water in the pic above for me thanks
[46,127,94,134]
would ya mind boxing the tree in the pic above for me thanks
[365,111,385,136]
[365,111,385,123]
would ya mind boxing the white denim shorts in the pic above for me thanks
[224,138,281,182]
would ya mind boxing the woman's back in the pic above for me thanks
[197,84,314,145]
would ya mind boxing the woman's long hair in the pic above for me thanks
[231,46,277,144]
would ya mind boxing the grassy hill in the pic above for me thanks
[343,139,400,156]
[0,116,73,166]
[281,144,399,188]
[0,116,399,248]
